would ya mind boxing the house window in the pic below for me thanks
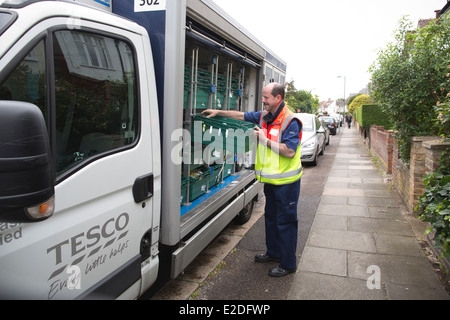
[73,32,110,69]
[273,71,280,84]
[265,65,272,85]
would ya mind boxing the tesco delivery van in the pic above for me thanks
[0,0,287,299]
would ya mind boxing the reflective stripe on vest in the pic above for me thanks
[255,162,303,180]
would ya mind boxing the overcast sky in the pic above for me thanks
[212,0,446,101]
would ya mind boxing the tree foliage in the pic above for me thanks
[369,15,450,163]
[285,81,319,114]
[347,93,363,108]
[355,104,393,130]
[348,94,375,114]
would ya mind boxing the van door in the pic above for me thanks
[0,18,156,299]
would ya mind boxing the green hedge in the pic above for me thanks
[355,104,393,130]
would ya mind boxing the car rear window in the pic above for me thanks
[297,117,313,131]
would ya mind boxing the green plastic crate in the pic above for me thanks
[180,177,188,205]
[222,163,234,179]
[209,164,223,187]
[188,168,210,202]
[183,66,240,110]
[184,145,204,170]
[192,115,256,155]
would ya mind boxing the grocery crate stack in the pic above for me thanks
[183,66,241,111]
[180,114,256,206]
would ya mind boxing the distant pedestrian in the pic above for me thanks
[346,114,353,129]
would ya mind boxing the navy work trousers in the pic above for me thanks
[263,178,301,270]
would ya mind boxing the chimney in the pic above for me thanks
[435,10,441,19]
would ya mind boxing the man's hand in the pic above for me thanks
[253,126,268,145]
[254,126,296,159]
[201,109,220,118]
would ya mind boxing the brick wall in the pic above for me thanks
[370,125,394,173]
[368,125,448,213]
[391,133,412,211]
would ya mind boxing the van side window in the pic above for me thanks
[0,40,47,119]
[53,31,138,176]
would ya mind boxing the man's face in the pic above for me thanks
[262,86,281,113]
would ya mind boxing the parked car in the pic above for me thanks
[322,116,337,135]
[320,119,331,145]
[331,114,343,127]
[295,113,326,166]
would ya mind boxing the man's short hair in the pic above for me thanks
[271,83,285,100]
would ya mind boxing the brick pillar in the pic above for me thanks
[422,139,450,175]
[409,136,442,212]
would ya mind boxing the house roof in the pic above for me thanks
[417,19,433,28]
[440,0,450,15]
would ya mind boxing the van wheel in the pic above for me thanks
[234,198,255,225]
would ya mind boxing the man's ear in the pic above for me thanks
[277,95,283,103]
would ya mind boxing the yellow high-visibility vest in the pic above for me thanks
[255,106,303,185]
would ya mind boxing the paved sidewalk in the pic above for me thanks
[288,126,449,300]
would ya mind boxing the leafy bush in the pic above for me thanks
[355,104,393,130]
[348,94,374,114]
[369,15,450,163]
[435,94,450,139]
[347,93,363,108]
[417,150,450,260]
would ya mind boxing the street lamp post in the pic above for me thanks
[337,75,346,114]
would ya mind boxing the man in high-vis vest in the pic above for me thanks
[202,83,303,277]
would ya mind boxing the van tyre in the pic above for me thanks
[234,198,255,225]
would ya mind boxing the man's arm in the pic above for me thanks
[201,109,245,121]
[201,109,297,158]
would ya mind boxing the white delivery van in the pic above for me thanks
[0,0,286,299]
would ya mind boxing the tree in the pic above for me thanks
[369,15,450,163]
[347,93,363,109]
[348,94,374,114]
[285,80,319,114]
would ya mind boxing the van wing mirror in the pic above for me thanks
[0,101,55,223]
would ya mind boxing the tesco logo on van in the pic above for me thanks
[47,213,129,266]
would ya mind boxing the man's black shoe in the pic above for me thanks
[268,266,296,277]
[255,254,280,263]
